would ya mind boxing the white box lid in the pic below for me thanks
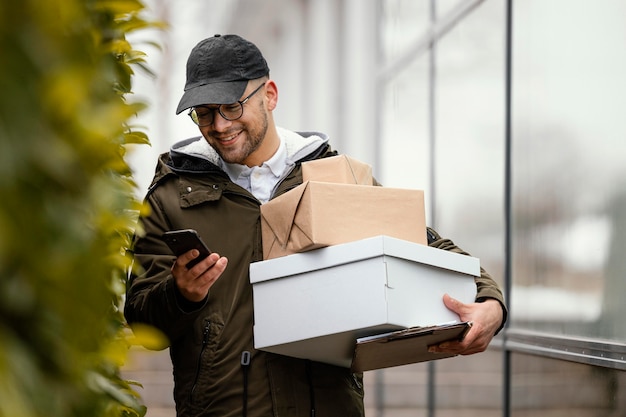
[250,235,480,283]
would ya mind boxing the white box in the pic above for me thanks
[249,236,479,368]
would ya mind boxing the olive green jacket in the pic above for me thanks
[124,131,506,417]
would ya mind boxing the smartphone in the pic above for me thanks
[162,229,212,268]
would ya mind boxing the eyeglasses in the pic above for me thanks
[188,82,266,127]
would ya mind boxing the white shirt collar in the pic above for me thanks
[221,136,287,181]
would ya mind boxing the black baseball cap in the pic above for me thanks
[176,34,270,114]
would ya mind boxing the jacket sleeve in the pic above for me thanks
[427,226,508,334]
[124,189,207,347]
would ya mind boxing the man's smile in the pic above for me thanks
[214,130,243,145]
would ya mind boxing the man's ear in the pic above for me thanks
[265,79,278,111]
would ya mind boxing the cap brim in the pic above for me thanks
[175,80,248,114]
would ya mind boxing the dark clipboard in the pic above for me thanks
[351,322,472,372]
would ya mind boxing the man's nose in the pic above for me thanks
[211,110,233,131]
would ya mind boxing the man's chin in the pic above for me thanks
[217,150,246,165]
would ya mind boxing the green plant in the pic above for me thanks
[0,0,162,416]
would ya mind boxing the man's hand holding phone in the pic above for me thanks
[162,230,228,302]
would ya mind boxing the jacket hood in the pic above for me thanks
[166,127,329,174]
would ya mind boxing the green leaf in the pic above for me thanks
[123,131,150,145]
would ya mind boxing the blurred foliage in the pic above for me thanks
[0,0,164,416]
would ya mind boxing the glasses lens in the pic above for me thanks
[219,103,243,121]
[189,101,245,126]
[189,110,200,125]
[190,108,213,126]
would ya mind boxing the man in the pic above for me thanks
[124,34,507,417]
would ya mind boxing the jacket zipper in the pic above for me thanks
[190,320,211,404]
[305,360,316,417]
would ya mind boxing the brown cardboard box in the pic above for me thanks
[261,181,426,259]
[302,155,373,185]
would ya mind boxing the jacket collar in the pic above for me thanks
[148,128,330,192]
[167,127,328,174]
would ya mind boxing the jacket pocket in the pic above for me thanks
[179,179,223,208]
[189,316,223,407]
